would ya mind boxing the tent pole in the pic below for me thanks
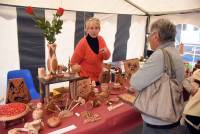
[144,16,150,58]
[124,0,149,15]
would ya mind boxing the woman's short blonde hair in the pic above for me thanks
[85,17,100,30]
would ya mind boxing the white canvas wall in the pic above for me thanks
[0,6,19,103]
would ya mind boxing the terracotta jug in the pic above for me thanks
[47,44,58,74]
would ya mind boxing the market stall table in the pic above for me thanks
[0,100,142,134]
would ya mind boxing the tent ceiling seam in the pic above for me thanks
[149,8,200,16]
[124,0,149,15]
[124,0,200,16]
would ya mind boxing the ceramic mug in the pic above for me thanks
[38,67,46,78]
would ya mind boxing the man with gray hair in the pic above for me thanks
[130,18,184,133]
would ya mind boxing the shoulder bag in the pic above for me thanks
[134,49,184,122]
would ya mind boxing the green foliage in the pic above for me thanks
[26,7,64,44]
[32,14,63,44]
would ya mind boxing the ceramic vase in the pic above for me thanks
[47,43,58,74]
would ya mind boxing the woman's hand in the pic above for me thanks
[99,48,107,55]
[99,47,110,60]
[71,64,81,73]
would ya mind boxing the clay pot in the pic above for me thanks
[47,116,61,128]
[47,44,58,74]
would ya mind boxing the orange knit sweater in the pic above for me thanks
[71,35,110,81]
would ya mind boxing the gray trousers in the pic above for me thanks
[143,122,178,134]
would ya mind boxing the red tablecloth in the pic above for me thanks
[0,101,142,134]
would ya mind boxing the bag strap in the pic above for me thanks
[166,49,176,79]
[161,48,176,79]
[162,49,181,116]
[184,116,200,130]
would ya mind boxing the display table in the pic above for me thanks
[38,76,87,103]
[0,100,142,134]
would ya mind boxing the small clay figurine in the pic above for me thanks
[24,119,44,134]
[32,103,43,120]
[8,129,20,134]
[8,119,44,134]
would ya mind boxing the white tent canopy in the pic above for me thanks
[1,0,200,15]
[1,0,200,34]
[0,0,145,15]
[1,0,200,27]
[127,0,200,15]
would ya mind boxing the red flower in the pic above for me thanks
[25,6,34,15]
[56,7,64,16]
[25,6,64,44]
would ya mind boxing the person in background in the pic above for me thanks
[184,62,192,78]
[193,60,200,72]
[129,18,185,134]
[71,17,110,85]
[182,69,200,134]
[178,42,184,55]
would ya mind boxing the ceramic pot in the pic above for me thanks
[47,116,61,128]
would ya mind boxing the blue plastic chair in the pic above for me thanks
[7,69,40,99]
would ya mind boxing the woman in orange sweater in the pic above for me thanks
[71,18,110,85]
